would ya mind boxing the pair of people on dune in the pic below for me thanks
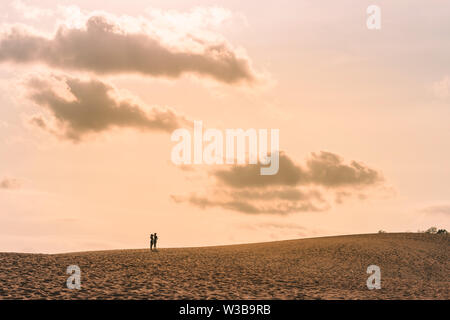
[150,233,158,251]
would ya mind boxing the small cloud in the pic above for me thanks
[11,0,53,20]
[432,76,450,99]
[29,115,47,129]
[421,205,450,215]
[335,191,351,204]
[0,178,21,189]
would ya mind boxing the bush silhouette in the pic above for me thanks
[425,227,438,234]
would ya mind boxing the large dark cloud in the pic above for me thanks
[25,75,188,141]
[214,153,304,188]
[173,151,384,215]
[306,151,381,187]
[0,16,258,84]
[214,151,382,189]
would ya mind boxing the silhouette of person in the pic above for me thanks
[153,233,158,250]
[150,234,154,251]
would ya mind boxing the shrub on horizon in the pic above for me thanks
[425,227,438,234]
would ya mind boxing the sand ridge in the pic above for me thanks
[0,233,448,299]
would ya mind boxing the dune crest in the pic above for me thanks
[0,233,448,300]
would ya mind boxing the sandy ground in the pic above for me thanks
[0,233,448,299]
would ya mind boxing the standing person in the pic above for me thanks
[153,233,158,250]
[150,234,154,251]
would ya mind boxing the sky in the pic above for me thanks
[0,0,449,253]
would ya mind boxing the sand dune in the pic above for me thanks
[0,233,448,299]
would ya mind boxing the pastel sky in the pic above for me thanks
[0,0,449,253]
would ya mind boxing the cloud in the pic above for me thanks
[432,76,450,99]
[173,151,384,215]
[214,151,382,189]
[11,0,53,20]
[0,178,21,189]
[172,189,328,215]
[305,151,381,187]
[230,188,324,201]
[24,74,189,141]
[0,14,259,84]
[144,7,246,32]
[421,205,450,215]
[214,153,304,188]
